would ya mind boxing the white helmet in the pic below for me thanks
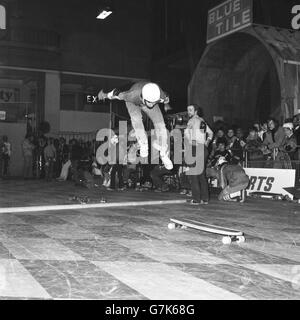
[110,135,119,145]
[215,156,227,167]
[142,83,161,103]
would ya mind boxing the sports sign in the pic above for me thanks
[244,168,296,198]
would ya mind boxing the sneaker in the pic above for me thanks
[180,189,187,195]
[199,200,209,205]
[154,188,162,193]
[118,186,127,191]
[143,181,152,188]
[186,199,200,205]
[161,155,173,170]
[186,191,192,197]
[106,187,115,191]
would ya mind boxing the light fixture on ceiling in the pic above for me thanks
[96,1,114,20]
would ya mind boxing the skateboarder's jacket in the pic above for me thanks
[110,81,169,106]
[219,164,249,189]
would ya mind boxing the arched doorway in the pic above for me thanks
[189,25,300,127]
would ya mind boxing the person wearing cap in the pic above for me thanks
[97,81,173,170]
[292,114,300,160]
[279,122,297,161]
[206,157,249,202]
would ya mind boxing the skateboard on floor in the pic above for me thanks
[68,195,107,204]
[248,191,291,201]
[168,218,245,244]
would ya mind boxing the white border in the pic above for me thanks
[0,199,186,213]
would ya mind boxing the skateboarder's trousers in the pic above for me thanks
[218,181,249,200]
[126,102,169,157]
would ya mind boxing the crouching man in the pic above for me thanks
[207,157,249,202]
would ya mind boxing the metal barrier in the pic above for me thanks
[59,131,97,144]
[244,149,300,186]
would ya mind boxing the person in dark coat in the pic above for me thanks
[207,157,249,202]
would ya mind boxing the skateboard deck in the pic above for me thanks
[69,195,107,204]
[168,218,245,244]
[248,191,291,201]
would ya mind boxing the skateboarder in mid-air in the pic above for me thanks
[207,157,249,202]
[98,81,173,170]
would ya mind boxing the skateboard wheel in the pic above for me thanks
[236,236,246,243]
[222,236,232,245]
[168,222,176,230]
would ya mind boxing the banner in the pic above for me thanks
[244,168,296,198]
[207,0,253,44]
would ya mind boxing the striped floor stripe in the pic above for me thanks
[0,200,186,214]
[93,261,244,300]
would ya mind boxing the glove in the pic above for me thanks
[97,90,107,101]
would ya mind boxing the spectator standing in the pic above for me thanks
[245,127,264,167]
[44,138,57,181]
[276,122,298,169]
[1,135,11,177]
[257,121,268,142]
[56,137,69,177]
[70,139,83,184]
[184,104,213,205]
[293,113,300,160]
[22,134,35,179]
[209,141,231,166]
[108,135,126,191]
[263,118,285,167]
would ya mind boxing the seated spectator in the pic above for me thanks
[211,129,227,157]
[70,139,83,184]
[56,159,71,181]
[209,141,231,166]
[123,142,139,188]
[245,127,264,163]
[263,118,285,158]
[236,127,245,140]
[226,128,243,165]
[150,150,176,192]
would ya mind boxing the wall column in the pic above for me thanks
[44,72,60,135]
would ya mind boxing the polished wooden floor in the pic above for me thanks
[0,179,299,300]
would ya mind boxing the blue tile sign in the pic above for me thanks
[207,0,253,44]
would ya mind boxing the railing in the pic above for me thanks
[244,149,300,186]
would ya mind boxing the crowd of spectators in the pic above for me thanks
[1,112,299,193]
